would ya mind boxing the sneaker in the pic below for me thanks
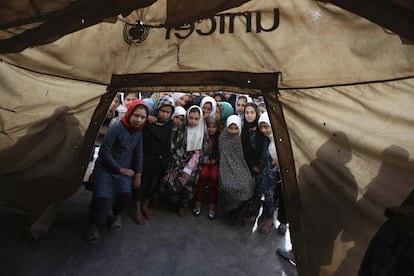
[192,208,201,216]
[208,210,216,219]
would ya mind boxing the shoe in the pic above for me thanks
[109,217,122,233]
[208,210,216,219]
[192,208,201,216]
[86,226,100,244]
[277,224,287,235]
[276,248,296,266]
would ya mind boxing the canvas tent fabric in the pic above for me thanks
[1,0,414,275]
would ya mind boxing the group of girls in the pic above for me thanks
[85,91,286,244]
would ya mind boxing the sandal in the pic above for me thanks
[132,214,145,225]
[110,216,122,233]
[86,226,100,244]
[276,248,296,266]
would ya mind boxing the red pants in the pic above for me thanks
[195,164,218,205]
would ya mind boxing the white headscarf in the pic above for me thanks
[258,112,277,160]
[173,106,187,118]
[186,105,205,151]
[226,115,242,135]
[172,92,187,106]
[200,96,217,119]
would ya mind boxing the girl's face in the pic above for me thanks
[236,98,247,114]
[158,105,173,121]
[202,102,212,119]
[124,93,138,107]
[129,107,147,128]
[259,122,272,137]
[207,123,218,136]
[173,115,185,127]
[188,111,201,127]
[110,96,121,111]
[175,95,190,107]
[244,106,257,124]
[228,123,240,135]
[215,106,222,121]
[259,105,266,115]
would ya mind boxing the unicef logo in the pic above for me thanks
[123,21,150,44]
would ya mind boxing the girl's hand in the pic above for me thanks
[148,115,158,124]
[271,159,279,167]
[133,173,142,189]
[252,166,261,173]
[120,168,135,178]
[180,172,191,183]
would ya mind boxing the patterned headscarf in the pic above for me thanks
[152,96,175,122]
[121,99,149,132]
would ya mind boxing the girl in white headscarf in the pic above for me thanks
[218,115,254,223]
[200,95,217,120]
[162,105,208,217]
[172,92,190,107]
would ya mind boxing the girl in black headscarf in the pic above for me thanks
[241,102,266,225]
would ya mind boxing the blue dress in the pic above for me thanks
[91,120,143,198]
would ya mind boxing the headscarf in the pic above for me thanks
[186,105,205,151]
[241,102,265,169]
[121,99,149,132]
[152,96,175,122]
[200,96,217,119]
[173,106,187,118]
[217,102,234,124]
[243,102,260,129]
[258,112,277,160]
[143,98,154,113]
[258,111,271,127]
[226,115,242,135]
[172,92,187,105]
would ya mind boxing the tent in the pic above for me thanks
[1,0,413,275]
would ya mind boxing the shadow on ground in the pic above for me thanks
[0,188,297,276]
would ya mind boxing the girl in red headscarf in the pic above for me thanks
[86,99,148,244]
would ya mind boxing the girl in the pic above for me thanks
[200,95,217,120]
[172,92,190,107]
[86,99,148,244]
[241,102,266,226]
[215,101,234,133]
[162,106,206,217]
[193,118,220,219]
[218,115,254,223]
[110,92,138,125]
[131,96,175,224]
[257,112,287,234]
